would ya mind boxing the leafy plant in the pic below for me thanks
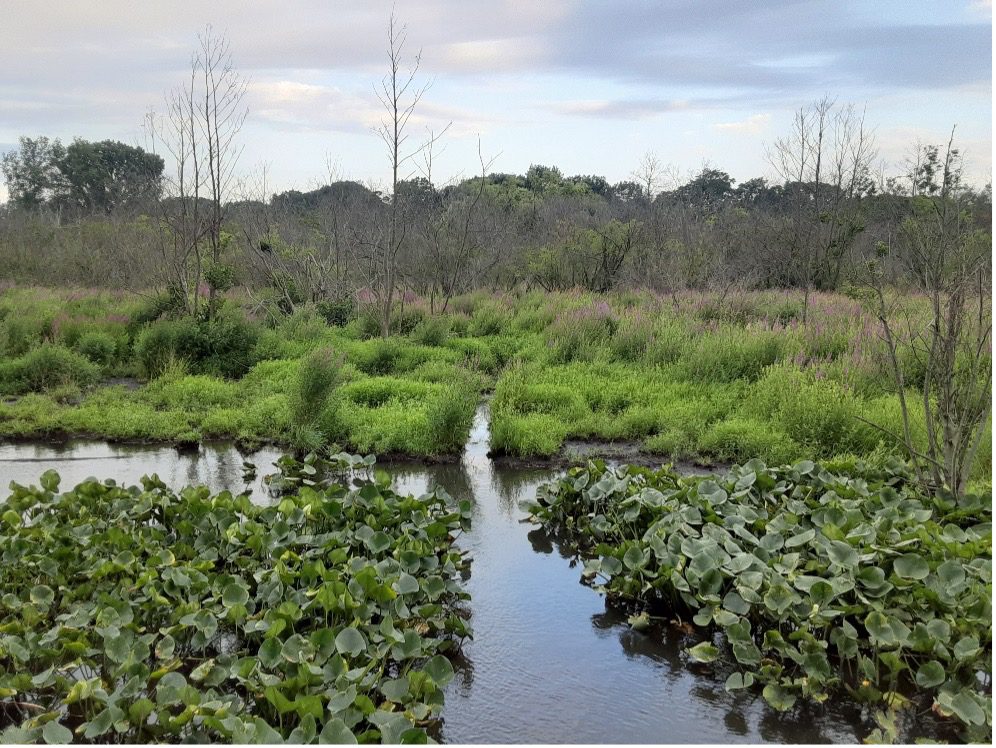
[526,459,992,742]
[0,462,473,743]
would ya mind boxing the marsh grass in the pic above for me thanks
[0,285,989,474]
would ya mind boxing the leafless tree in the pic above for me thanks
[865,131,991,496]
[146,26,247,317]
[769,96,876,322]
[361,11,443,337]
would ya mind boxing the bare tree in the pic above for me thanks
[769,96,876,322]
[362,11,441,337]
[866,132,991,497]
[146,26,247,317]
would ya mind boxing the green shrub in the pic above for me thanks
[316,298,355,327]
[289,347,342,428]
[468,301,512,336]
[746,364,857,454]
[73,330,117,367]
[412,316,451,346]
[355,338,401,375]
[134,318,202,378]
[134,315,258,379]
[0,345,101,395]
[355,305,382,339]
[423,381,477,454]
[644,428,695,458]
[610,313,655,361]
[199,315,259,378]
[644,318,691,366]
[546,303,615,364]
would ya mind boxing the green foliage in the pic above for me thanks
[527,459,993,742]
[73,330,118,367]
[0,344,100,395]
[0,465,472,743]
[134,316,258,379]
[697,417,801,465]
[682,326,783,382]
[290,347,343,430]
[412,316,451,346]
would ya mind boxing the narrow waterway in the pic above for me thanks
[0,406,873,743]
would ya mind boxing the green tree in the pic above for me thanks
[1,136,63,209]
[52,139,164,213]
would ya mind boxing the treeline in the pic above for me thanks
[0,24,990,335]
[1,135,989,300]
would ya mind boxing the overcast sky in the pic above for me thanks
[1,0,992,199]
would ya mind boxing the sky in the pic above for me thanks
[0,0,992,201]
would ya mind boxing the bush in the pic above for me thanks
[200,315,259,378]
[468,301,512,337]
[423,381,478,454]
[746,364,857,454]
[134,315,259,379]
[412,316,451,346]
[490,412,567,457]
[134,318,202,378]
[546,303,615,364]
[0,345,101,395]
[610,313,655,361]
[355,338,401,375]
[289,347,343,428]
[74,330,117,367]
[316,298,355,327]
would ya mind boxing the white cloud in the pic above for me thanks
[713,113,772,134]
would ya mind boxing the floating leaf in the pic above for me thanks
[688,642,720,663]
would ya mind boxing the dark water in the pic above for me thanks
[0,408,874,743]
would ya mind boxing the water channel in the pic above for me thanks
[0,405,875,743]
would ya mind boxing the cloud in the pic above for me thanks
[713,113,772,135]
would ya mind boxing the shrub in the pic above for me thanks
[199,315,259,378]
[74,330,117,367]
[355,305,382,339]
[644,318,691,366]
[134,318,203,378]
[468,301,512,337]
[412,316,451,346]
[490,412,567,457]
[134,315,258,379]
[355,338,401,375]
[610,313,655,361]
[423,381,478,454]
[316,297,355,327]
[289,347,343,428]
[746,364,857,454]
[0,345,100,395]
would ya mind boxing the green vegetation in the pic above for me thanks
[0,286,990,478]
[526,459,992,742]
[0,460,472,743]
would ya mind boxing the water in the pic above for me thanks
[0,408,874,743]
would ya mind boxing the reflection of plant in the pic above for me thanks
[527,458,992,742]
[0,465,472,743]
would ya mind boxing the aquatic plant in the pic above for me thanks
[0,463,472,743]
[526,459,992,742]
